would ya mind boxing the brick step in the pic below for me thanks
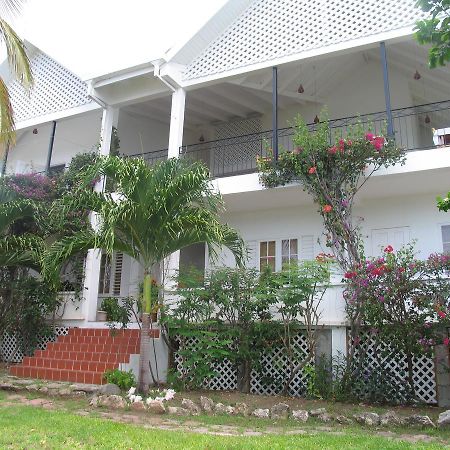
[21,357,119,373]
[10,366,104,384]
[67,328,159,338]
[34,349,135,363]
[46,342,139,354]
[57,335,140,346]
[68,328,141,338]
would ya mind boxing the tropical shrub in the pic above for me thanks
[103,369,136,391]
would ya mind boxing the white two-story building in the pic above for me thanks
[3,0,450,400]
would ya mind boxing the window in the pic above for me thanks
[371,227,410,256]
[442,225,450,254]
[282,239,298,266]
[260,241,276,271]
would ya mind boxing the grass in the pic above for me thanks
[0,403,447,449]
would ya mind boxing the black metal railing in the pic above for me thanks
[177,100,450,179]
[127,147,168,166]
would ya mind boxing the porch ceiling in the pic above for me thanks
[122,38,450,130]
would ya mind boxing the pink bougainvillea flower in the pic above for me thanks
[365,132,374,141]
[322,204,332,213]
[328,146,338,154]
[308,166,316,174]
[384,245,394,253]
[347,139,353,146]
[371,136,385,151]
[438,310,447,319]
[444,337,450,346]
[344,271,357,279]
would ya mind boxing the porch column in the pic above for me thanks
[45,121,57,175]
[82,106,118,323]
[272,66,278,159]
[165,88,186,294]
[167,88,186,159]
[379,42,394,137]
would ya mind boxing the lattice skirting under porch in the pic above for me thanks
[350,330,437,404]
[174,333,311,397]
[0,327,70,363]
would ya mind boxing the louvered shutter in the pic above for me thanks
[300,235,314,260]
[112,252,124,295]
[245,240,258,269]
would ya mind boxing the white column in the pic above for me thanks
[167,88,186,159]
[165,89,186,291]
[82,106,118,323]
[331,326,347,362]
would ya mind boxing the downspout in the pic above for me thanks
[272,66,279,160]
[153,61,177,92]
[45,121,57,175]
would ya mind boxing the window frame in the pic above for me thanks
[258,237,300,272]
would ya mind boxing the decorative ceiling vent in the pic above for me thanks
[184,0,425,80]
[9,51,91,123]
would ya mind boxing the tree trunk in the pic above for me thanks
[138,272,153,393]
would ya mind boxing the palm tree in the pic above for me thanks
[0,0,33,146]
[55,156,245,392]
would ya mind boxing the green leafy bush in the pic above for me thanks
[103,369,135,391]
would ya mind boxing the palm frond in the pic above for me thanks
[0,198,33,232]
[0,233,44,269]
[0,76,14,144]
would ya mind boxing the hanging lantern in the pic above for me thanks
[414,70,421,80]
[32,128,38,134]
[297,84,304,94]
[199,134,205,142]
[425,114,431,124]
[314,115,320,124]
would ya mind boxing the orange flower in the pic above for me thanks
[322,204,332,213]
[308,166,316,174]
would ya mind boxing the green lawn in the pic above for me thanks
[0,404,446,450]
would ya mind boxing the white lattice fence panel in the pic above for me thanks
[174,336,237,390]
[0,327,70,363]
[351,331,437,404]
[174,332,310,396]
[251,333,310,396]
[184,0,425,80]
[9,51,90,122]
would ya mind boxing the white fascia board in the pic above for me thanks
[90,63,155,89]
[16,102,101,131]
[181,26,415,88]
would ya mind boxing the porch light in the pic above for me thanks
[199,134,205,142]
[413,70,421,80]
[425,114,431,124]
[297,84,304,94]
[314,115,320,124]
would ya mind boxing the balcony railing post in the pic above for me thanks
[380,42,394,138]
[272,66,279,160]
[45,120,57,175]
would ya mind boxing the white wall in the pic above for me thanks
[207,192,449,325]
[6,110,102,174]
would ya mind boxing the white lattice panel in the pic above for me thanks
[213,117,261,176]
[0,327,70,363]
[351,331,437,404]
[184,0,425,80]
[174,332,310,396]
[9,51,90,122]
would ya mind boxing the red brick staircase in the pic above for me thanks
[9,328,159,384]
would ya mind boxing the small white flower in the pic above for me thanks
[154,396,164,402]
[134,395,143,403]
[128,394,136,402]
[128,387,136,396]
[165,389,176,401]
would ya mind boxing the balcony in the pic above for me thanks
[171,100,450,179]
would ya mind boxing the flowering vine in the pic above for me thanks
[257,113,406,362]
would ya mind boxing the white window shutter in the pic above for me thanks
[112,252,124,295]
[300,235,314,260]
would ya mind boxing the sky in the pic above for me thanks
[10,0,227,80]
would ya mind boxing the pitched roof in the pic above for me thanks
[9,47,92,123]
[183,0,426,81]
